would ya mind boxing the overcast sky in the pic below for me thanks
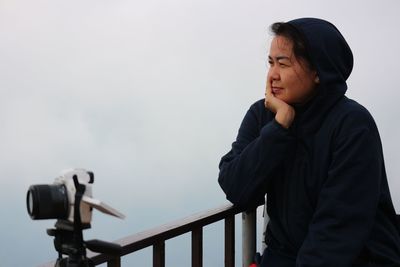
[1,0,400,266]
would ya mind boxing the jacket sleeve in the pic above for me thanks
[296,110,383,266]
[218,103,294,209]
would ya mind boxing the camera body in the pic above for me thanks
[56,169,94,224]
[27,169,94,225]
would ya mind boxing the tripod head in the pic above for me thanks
[47,225,122,267]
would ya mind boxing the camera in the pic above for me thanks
[27,169,94,226]
[27,168,124,226]
[27,169,125,267]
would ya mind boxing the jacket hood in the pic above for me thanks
[286,18,354,134]
[289,18,353,88]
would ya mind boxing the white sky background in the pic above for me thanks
[1,0,400,266]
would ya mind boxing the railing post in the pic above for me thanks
[153,241,165,267]
[107,257,121,267]
[262,196,269,252]
[192,227,203,267]
[224,215,235,267]
[242,209,256,267]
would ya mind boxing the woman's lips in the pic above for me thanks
[272,87,284,94]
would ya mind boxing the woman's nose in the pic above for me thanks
[268,65,280,81]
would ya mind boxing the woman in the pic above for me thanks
[218,18,400,266]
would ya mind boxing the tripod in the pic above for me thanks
[47,176,121,267]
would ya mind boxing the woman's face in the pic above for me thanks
[267,35,318,105]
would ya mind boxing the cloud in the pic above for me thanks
[1,0,400,265]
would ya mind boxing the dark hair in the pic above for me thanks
[270,22,314,70]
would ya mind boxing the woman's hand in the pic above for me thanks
[264,82,295,129]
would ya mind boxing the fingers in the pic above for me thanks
[264,96,276,113]
[264,77,295,127]
[264,79,269,105]
[264,79,276,112]
[265,77,272,97]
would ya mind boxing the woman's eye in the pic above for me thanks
[268,61,274,66]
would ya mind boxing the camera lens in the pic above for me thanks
[26,184,69,220]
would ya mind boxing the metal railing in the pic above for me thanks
[40,203,264,267]
[38,204,400,267]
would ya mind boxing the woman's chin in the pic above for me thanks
[275,95,291,104]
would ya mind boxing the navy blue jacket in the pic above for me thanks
[218,18,400,266]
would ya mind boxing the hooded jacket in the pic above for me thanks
[218,18,400,266]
